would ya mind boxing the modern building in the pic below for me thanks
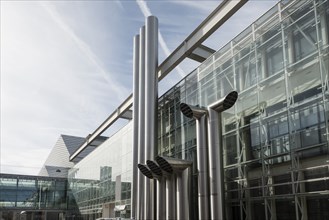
[1,0,328,219]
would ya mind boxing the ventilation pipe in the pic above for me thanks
[131,34,140,219]
[144,15,158,219]
[180,103,210,220]
[156,156,192,220]
[147,160,166,220]
[137,26,146,220]
[207,91,238,220]
[138,164,154,179]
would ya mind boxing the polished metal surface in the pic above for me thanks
[156,156,192,173]
[180,103,208,119]
[144,15,158,220]
[207,91,238,220]
[131,34,140,219]
[146,160,165,220]
[137,26,146,220]
[166,175,176,220]
[180,103,210,220]
[196,115,210,220]
[208,91,238,112]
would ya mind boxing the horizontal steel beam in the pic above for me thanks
[70,94,133,161]
[158,0,247,80]
[188,44,216,63]
[69,0,247,161]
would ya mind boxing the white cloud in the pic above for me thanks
[0,1,128,175]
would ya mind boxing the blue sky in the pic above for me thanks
[1,0,277,175]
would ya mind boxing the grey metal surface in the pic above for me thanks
[156,156,192,173]
[137,26,146,220]
[131,34,140,219]
[166,175,176,220]
[180,103,210,220]
[207,91,238,220]
[144,15,158,220]
[146,160,165,220]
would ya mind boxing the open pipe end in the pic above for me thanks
[155,156,173,174]
[223,91,238,110]
[137,164,153,179]
[146,160,162,176]
[180,103,194,118]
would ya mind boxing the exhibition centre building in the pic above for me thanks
[1,0,328,219]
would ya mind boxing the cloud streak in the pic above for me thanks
[40,2,128,98]
[136,0,186,78]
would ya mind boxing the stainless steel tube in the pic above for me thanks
[132,34,140,219]
[144,15,158,220]
[166,175,176,220]
[147,160,166,220]
[207,109,224,220]
[196,115,210,220]
[137,26,146,220]
[207,91,238,220]
[180,103,210,220]
[176,169,190,220]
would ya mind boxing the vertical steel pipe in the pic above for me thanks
[137,26,146,220]
[176,168,190,220]
[132,34,140,219]
[207,91,238,220]
[166,175,176,220]
[144,15,158,220]
[147,160,166,220]
[180,103,210,220]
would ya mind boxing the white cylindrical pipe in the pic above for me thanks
[132,34,140,219]
[137,26,146,220]
[144,15,158,220]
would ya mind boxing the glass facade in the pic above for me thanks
[0,174,77,220]
[10,0,325,219]
[68,123,132,219]
[157,0,329,219]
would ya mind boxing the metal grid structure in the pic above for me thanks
[157,0,329,219]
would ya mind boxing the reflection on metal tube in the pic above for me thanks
[137,26,146,220]
[208,91,238,220]
[180,103,210,220]
[147,160,166,220]
[144,15,158,220]
[131,34,140,219]
[166,175,176,220]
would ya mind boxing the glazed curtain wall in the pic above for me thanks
[0,174,71,210]
[68,123,132,219]
[157,0,329,219]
